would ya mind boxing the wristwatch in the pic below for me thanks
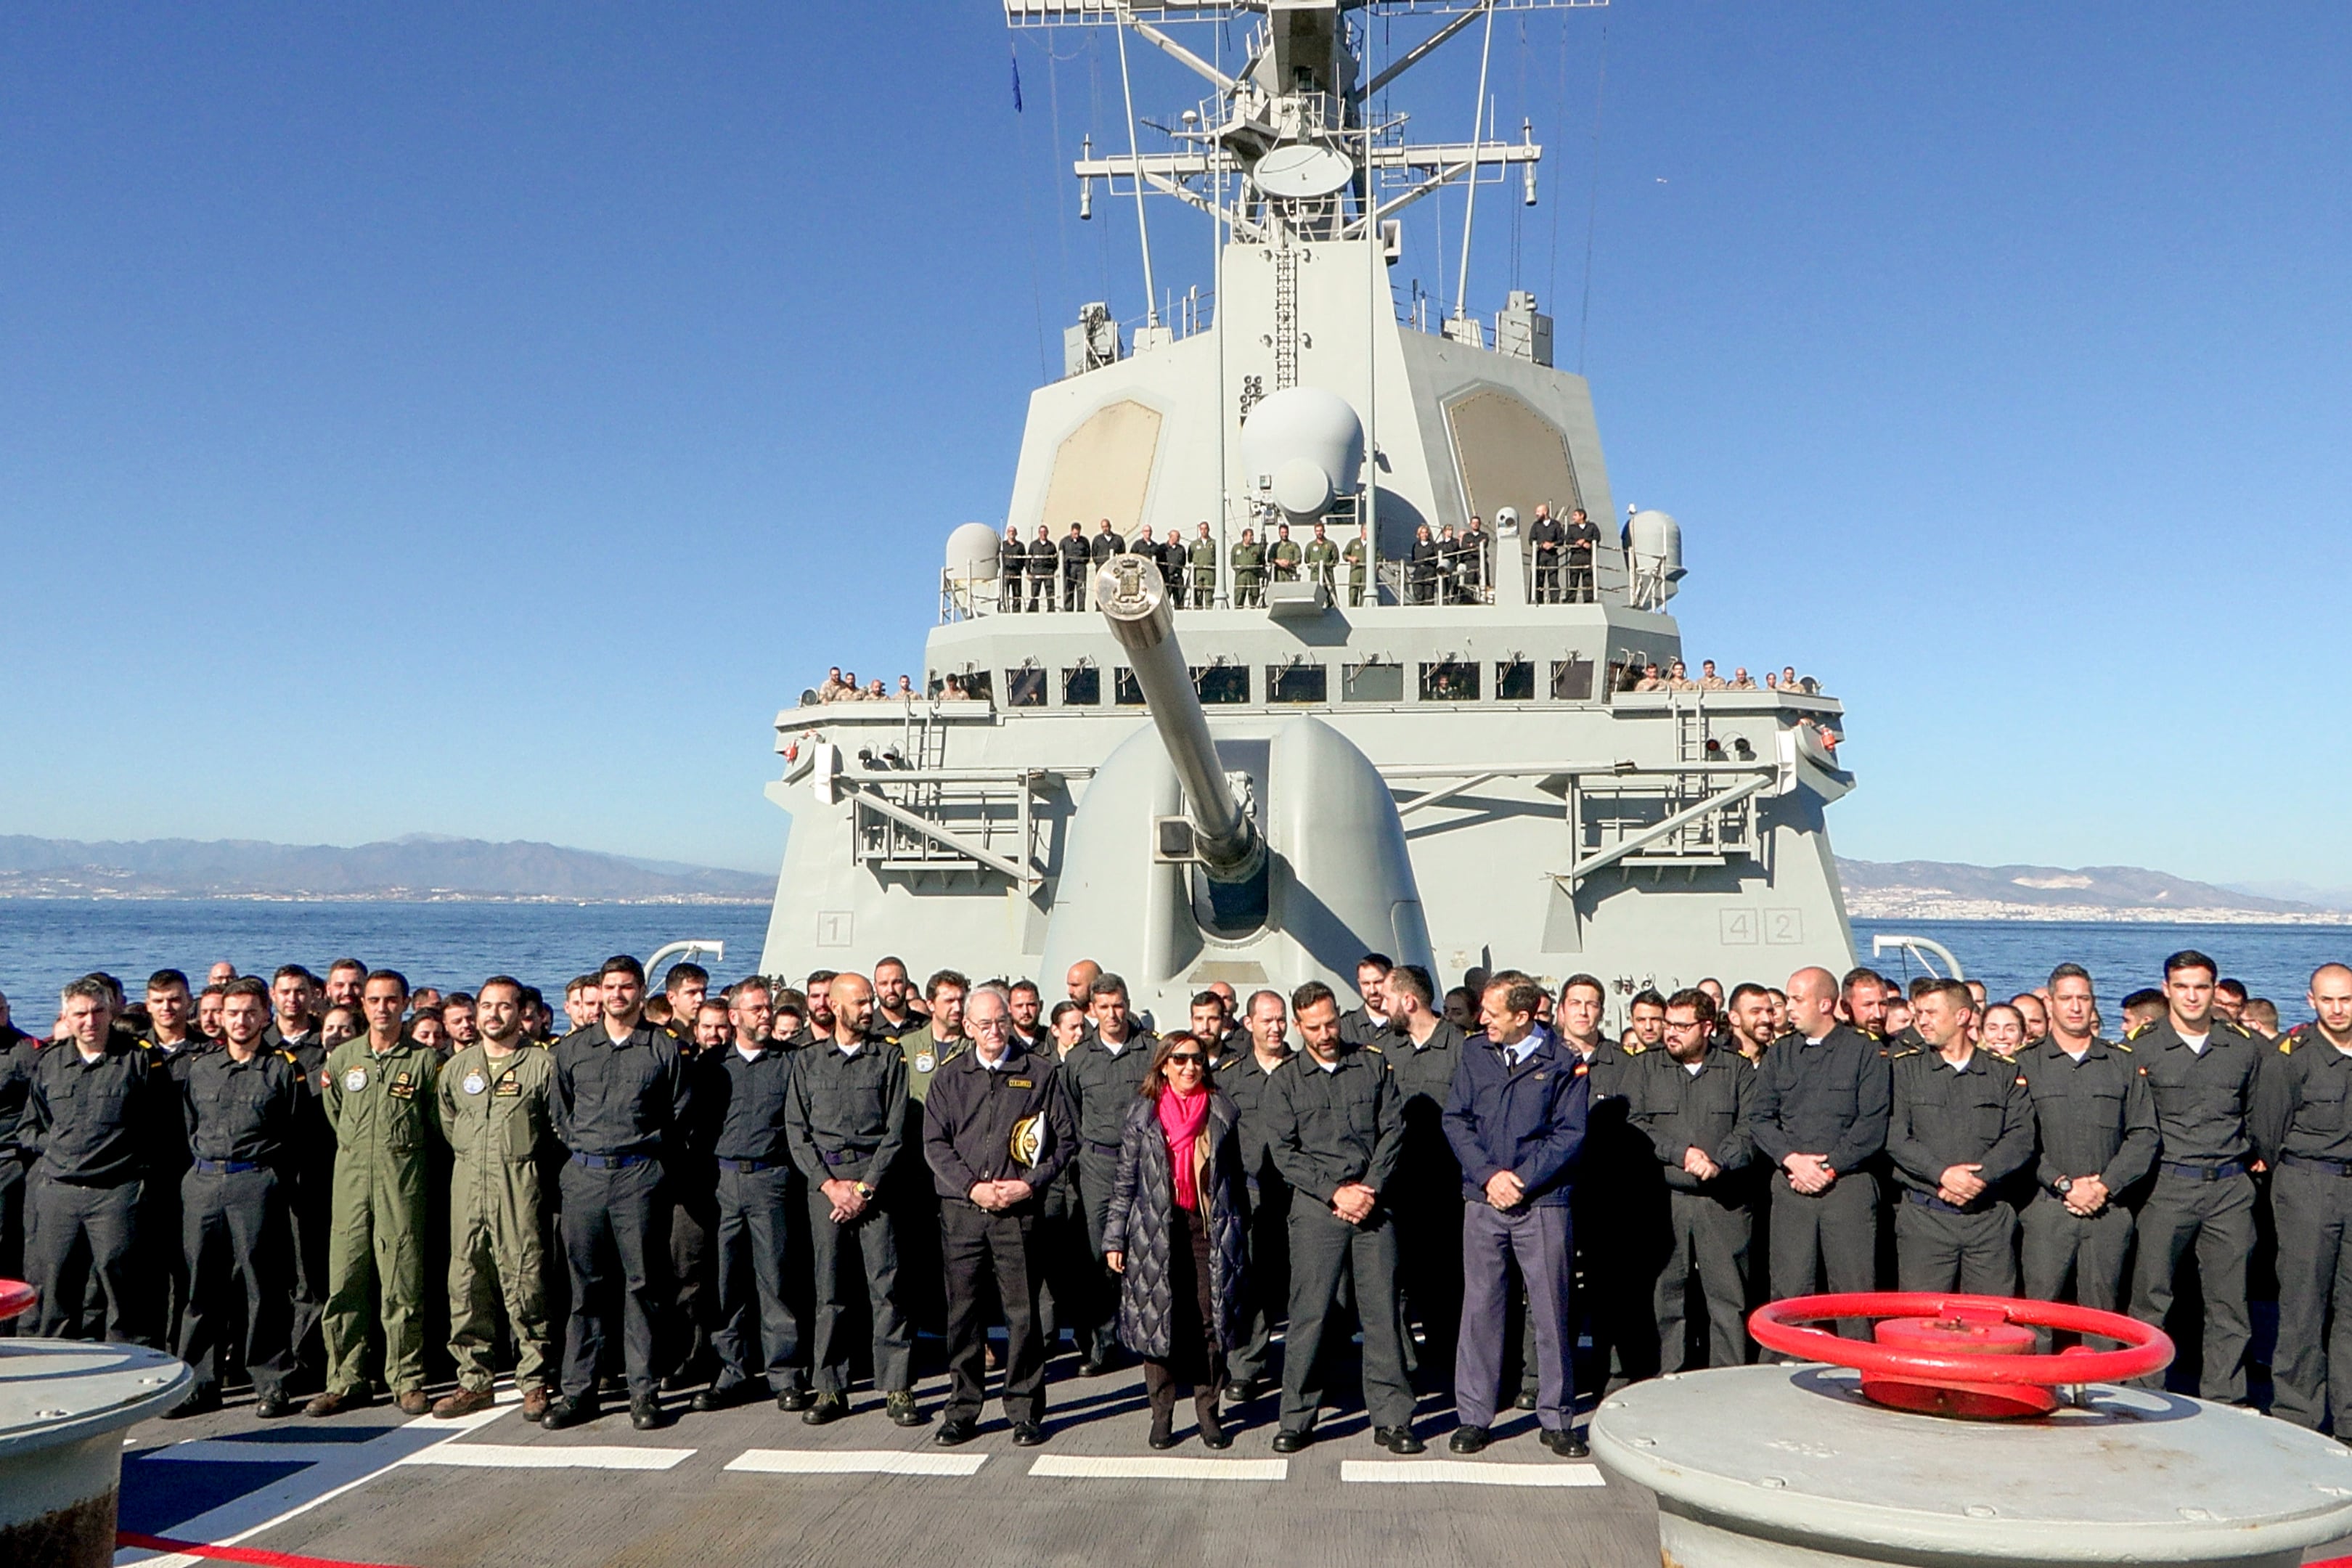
[852,1180,873,1199]
[2054,1176,2074,1195]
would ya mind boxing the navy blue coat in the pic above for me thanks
[1440,1029,1590,1207]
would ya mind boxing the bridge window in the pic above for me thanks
[1496,659,1535,701]
[1420,660,1480,702]
[1006,668,1047,708]
[1342,660,1403,703]
[1193,665,1250,704]
[1114,668,1146,706]
[1267,663,1328,703]
[1062,666,1101,706]
[1552,657,1596,701]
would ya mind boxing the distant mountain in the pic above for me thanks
[1837,858,2345,923]
[0,835,771,904]
[2223,880,2352,914]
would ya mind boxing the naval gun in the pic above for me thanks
[1034,555,1432,1026]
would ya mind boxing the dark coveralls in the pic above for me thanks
[1886,1045,2033,1294]
[701,1041,809,1398]
[553,1021,693,1403]
[2018,1037,2157,1312]
[921,1041,1074,1426]
[1385,1021,1468,1387]
[25,1036,171,1342]
[0,1032,37,1337]
[1027,535,1058,611]
[784,1035,915,1396]
[2251,1025,2352,1429]
[1060,1034,1156,1364]
[1526,515,1564,602]
[1442,1032,1588,1433]
[2127,1016,2261,1402]
[1267,1048,1413,1437]
[660,1029,721,1386]
[1747,1025,1890,1323]
[1574,1041,1661,1392]
[178,1047,303,1401]
[1058,531,1091,611]
[280,1034,335,1382]
[1563,515,1601,602]
[142,1036,209,1350]
[1624,1045,1756,1371]
[1212,1048,1293,1387]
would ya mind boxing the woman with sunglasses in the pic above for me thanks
[1103,1032,1249,1449]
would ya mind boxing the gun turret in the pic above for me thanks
[1095,553,1266,884]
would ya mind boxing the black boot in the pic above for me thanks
[1147,1375,1177,1450]
[1196,1392,1228,1450]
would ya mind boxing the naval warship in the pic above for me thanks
[757,0,1858,1024]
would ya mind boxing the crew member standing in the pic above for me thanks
[1885,981,2033,1294]
[1747,966,1890,1323]
[139,968,208,1350]
[1058,521,1091,611]
[2128,949,2263,1402]
[2018,963,2156,1313]
[1267,981,1420,1455]
[922,984,1071,1446]
[1028,523,1058,612]
[1562,506,1601,603]
[1268,522,1302,583]
[309,970,441,1416]
[0,994,33,1336]
[1188,521,1218,606]
[434,977,555,1421]
[1000,524,1028,612]
[785,972,923,1427]
[168,977,303,1419]
[545,955,693,1432]
[1302,522,1339,595]
[1342,523,1370,607]
[1231,528,1265,608]
[1213,989,1293,1399]
[1381,965,1468,1390]
[1625,988,1755,1371]
[1059,974,1158,1376]
[1526,504,1564,603]
[2251,962,2352,1430]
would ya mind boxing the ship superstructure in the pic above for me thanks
[758,0,1858,1024]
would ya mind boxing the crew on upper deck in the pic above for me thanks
[1564,507,1601,604]
[1527,504,1564,603]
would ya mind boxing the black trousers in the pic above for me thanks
[28,1172,143,1342]
[1576,1180,1662,1393]
[141,1161,192,1351]
[2130,1169,2255,1402]
[1144,1204,1225,1413]
[559,1159,670,1400]
[2020,1193,2131,1310]
[287,1158,332,1384]
[809,1183,912,1395]
[1280,1204,1413,1434]
[1565,558,1594,603]
[1071,1146,1124,1360]
[1393,1195,1462,1389]
[1229,1176,1291,1384]
[1657,1187,1752,1372]
[179,1166,295,1398]
[665,1169,719,1381]
[1767,1169,1879,1339]
[1532,555,1561,602]
[2269,1161,2352,1430]
[1061,568,1085,612]
[0,1166,22,1338]
[1894,1196,2017,1295]
[711,1163,805,1392]
[941,1199,1046,1424]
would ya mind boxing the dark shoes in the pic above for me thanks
[1540,1426,1589,1459]
[1270,1429,1310,1454]
[1079,1357,1115,1379]
[539,1396,600,1430]
[1011,1421,1047,1447]
[1375,1426,1425,1455]
[777,1387,817,1413]
[629,1395,667,1431]
[432,1387,497,1420]
[1449,1425,1490,1455]
[253,1389,295,1421]
[886,1391,926,1428]
[936,1416,979,1447]
[163,1386,221,1421]
[691,1381,754,1414]
[1513,1390,1538,1411]
[801,1392,849,1426]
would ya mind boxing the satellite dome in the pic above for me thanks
[1239,386,1364,522]
[944,520,1003,581]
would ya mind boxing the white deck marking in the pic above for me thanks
[1340,1459,1606,1487]
[401,1443,693,1471]
[1026,1454,1290,1482]
[726,1448,989,1477]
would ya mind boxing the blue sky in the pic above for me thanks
[5,2,2347,883]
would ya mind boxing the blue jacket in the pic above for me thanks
[1440,1027,1590,1207]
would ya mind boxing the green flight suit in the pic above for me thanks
[1342,536,1368,606]
[1188,536,1219,605]
[894,1024,969,1106]
[438,1042,555,1395]
[1302,537,1339,593]
[319,1034,441,1397]
[1269,538,1302,581]
[1232,539,1266,607]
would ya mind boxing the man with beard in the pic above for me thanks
[139,968,208,1348]
[1058,973,1156,1375]
[1627,989,1755,1371]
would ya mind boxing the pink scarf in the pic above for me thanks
[1156,1085,1211,1211]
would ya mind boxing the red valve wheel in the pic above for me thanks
[0,1279,34,1324]
[1749,1293,2172,1419]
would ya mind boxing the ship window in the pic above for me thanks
[1267,663,1328,704]
[1062,666,1102,706]
[1419,660,1480,702]
[1496,659,1535,701]
[1005,668,1046,708]
[1114,668,1146,706]
[1342,661,1403,703]
[1552,658,1596,701]
[960,670,993,703]
[1193,665,1250,705]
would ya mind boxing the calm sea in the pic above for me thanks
[0,901,2344,1029]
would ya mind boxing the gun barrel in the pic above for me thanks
[1095,553,1259,875]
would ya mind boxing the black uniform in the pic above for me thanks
[1408,535,1442,605]
[1624,1045,1755,1371]
[1266,1048,1414,1437]
[178,1046,304,1402]
[1158,534,1190,608]
[2017,1036,2157,1312]
[140,1035,208,1349]
[2127,1014,2261,1402]
[279,1032,335,1385]
[700,1042,807,1400]
[784,1035,915,1397]
[1026,534,1058,611]
[1059,1032,1156,1365]
[1886,1045,2033,1294]
[1212,1047,1292,1387]
[0,1029,36,1337]
[921,1042,1074,1426]
[1058,531,1091,611]
[1526,514,1565,603]
[1384,1021,1468,1385]
[552,1020,693,1404]
[2252,1024,2352,1429]
[25,1035,173,1342]
[999,533,1028,611]
[1747,1025,1890,1321]
[662,1030,721,1388]
[1574,1040,1663,1390]
[1563,514,1601,602]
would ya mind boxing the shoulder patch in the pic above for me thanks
[1622,1042,1646,1056]
[1572,1061,1589,1077]
[2126,1021,2150,1041]
[1890,1046,1922,1059]
[2221,1019,2252,1040]
[1362,1042,1384,1055]
[278,1050,298,1065]
[2281,1035,2298,1055]
[2112,1040,2132,1053]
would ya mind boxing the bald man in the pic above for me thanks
[1063,960,1102,1007]
[1746,968,1890,1327]
[2251,963,2352,1430]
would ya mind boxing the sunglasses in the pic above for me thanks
[1165,1053,1206,1066]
